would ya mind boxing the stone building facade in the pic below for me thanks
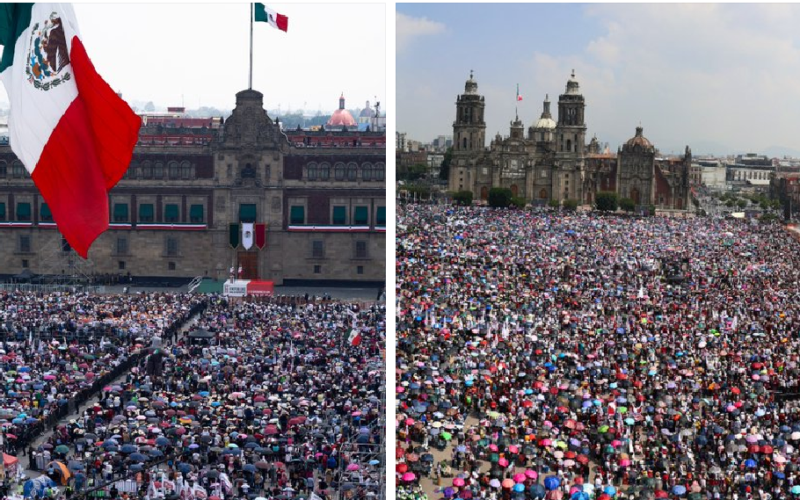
[448,71,691,210]
[0,89,386,284]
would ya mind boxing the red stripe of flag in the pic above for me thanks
[255,223,267,249]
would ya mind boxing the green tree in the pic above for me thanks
[487,188,513,208]
[736,199,748,210]
[563,199,579,211]
[595,191,618,212]
[451,191,473,206]
[439,148,453,181]
[548,199,561,208]
[619,198,636,212]
[511,196,527,208]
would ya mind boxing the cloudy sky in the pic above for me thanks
[0,3,386,114]
[397,3,800,156]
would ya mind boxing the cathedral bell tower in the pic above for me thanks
[453,70,486,153]
[556,70,586,155]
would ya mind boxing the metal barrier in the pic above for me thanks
[0,283,104,294]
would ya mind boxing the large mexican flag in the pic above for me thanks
[0,3,141,258]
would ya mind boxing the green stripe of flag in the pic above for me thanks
[254,3,268,23]
[0,3,33,73]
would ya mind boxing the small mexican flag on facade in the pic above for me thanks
[0,3,141,258]
[254,3,289,32]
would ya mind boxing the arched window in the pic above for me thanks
[0,161,7,177]
[168,161,180,179]
[181,161,192,179]
[153,162,164,179]
[462,137,467,150]
[540,189,548,200]
[127,160,138,179]
[566,139,572,152]
[347,162,358,181]
[12,160,24,178]
[374,162,385,181]
[334,162,346,181]
[481,186,489,200]
[362,162,373,181]
[307,162,318,181]
[141,161,152,179]
[510,184,518,197]
[318,162,330,180]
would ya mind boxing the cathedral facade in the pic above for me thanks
[448,71,691,211]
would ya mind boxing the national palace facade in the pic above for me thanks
[449,71,692,210]
[0,89,386,284]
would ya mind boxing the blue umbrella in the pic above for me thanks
[604,486,616,496]
[571,492,589,500]
[120,444,137,454]
[672,485,687,496]
[243,464,257,473]
[129,453,147,462]
[744,459,757,468]
[155,437,171,447]
[544,476,560,491]
[513,484,525,493]
[529,484,546,499]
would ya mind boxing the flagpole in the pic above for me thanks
[249,3,254,90]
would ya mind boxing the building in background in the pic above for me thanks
[0,89,385,284]
[447,70,691,210]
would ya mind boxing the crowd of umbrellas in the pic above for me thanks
[0,292,202,455]
[397,205,800,500]
[34,295,385,500]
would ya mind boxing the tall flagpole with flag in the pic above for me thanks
[250,4,289,88]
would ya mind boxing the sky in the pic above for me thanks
[0,3,386,114]
[397,3,800,156]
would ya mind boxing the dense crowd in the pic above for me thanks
[397,204,800,500]
[0,292,203,458]
[33,296,385,500]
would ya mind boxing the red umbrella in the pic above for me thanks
[397,463,408,473]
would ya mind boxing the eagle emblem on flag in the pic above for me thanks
[26,13,71,91]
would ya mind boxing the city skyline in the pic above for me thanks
[0,3,386,114]
[397,3,800,156]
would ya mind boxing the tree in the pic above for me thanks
[440,148,453,181]
[511,196,527,208]
[452,191,473,206]
[595,191,618,212]
[548,199,561,208]
[736,199,748,210]
[563,199,579,211]
[487,188,513,208]
[619,198,636,212]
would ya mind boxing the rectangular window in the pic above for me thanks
[312,240,324,259]
[118,261,126,270]
[0,203,5,221]
[355,241,368,259]
[290,206,305,225]
[113,203,129,222]
[165,237,179,257]
[21,259,28,269]
[16,202,30,221]
[19,235,30,253]
[164,204,179,223]
[168,262,176,271]
[332,206,346,225]
[313,265,321,274]
[40,203,53,222]
[189,204,204,223]
[116,238,128,255]
[139,204,154,222]
[357,265,364,275]
[353,206,369,225]
[376,206,386,226]
[239,204,257,222]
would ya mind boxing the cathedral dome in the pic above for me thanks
[534,116,557,130]
[327,94,357,128]
[624,126,653,149]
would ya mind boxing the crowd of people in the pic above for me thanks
[0,292,203,458]
[30,295,385,500]
[396,204,800,500]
